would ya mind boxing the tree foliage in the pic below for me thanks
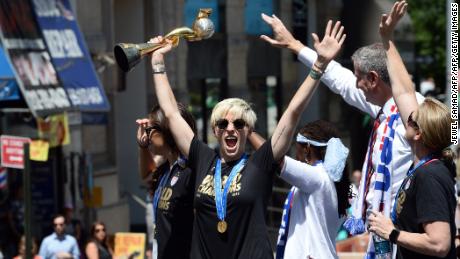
[407,0,446,91]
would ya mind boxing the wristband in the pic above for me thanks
[152,63,166,74]
[309,68,323,80]
[389,228,400,243]
[313,63,325,73]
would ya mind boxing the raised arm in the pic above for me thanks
[136,118,165,180]
[379,0,417,127]
[266,19,346,161]
[261,13,380,118]
[149,37,195,157]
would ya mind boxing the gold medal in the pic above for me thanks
[217,220,227,233]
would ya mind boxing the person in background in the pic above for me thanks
[64,203,85,254]
[368,2,456,258]
[351,170,362,196]
[85,221,113,259]
[38,214,80,259]
[13,235,42,259]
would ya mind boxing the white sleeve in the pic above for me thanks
[280,156,327,194]
[298,47,380,118]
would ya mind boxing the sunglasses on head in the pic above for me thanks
[145,125,162,136]
[407,112,419,129]
[215,118,246,130]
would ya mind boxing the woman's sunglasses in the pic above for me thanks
[215,118,246,130]
[145,125,162,137]
[95,228,106,233]
[407,112,419,130]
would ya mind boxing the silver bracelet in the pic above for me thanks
[152,63,166,74]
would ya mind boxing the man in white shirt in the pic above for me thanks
[260,13,423,256]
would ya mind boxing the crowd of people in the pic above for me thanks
[27,214,113,259]
[136,1,457,259]
[0,215,113,259]
[2,1,455,259]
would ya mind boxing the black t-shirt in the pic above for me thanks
[394,160,456,259]
[154,162,195,259]
[188,137,278,259]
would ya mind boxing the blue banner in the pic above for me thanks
[0,47,20,101]
[184,0,219,33]
[32,0,110,112]
[0,0,72,117]
[245,0,273,35]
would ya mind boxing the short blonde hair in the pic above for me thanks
[414,97,452,151]
[210,98,257,129]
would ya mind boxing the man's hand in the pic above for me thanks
[379,1,408,42]
[312,20,346,70]
[260,13,304,54]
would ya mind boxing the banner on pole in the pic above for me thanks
[0,0,72,117]
[31,0,110,112]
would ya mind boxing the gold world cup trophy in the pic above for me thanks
[114,8,215,72]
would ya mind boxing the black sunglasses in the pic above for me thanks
[95,228,106,233]
[215,118,247,130]
[145,125,162,137]
[407,112,419,129]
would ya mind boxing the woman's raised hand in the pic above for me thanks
[379,1,408,42]
[148,36,174,66]
[136,118,150,148]
[312,20,346,69]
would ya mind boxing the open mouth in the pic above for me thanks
[225,136,238,148]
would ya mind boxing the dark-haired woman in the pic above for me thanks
[85,221,112,259]
[136,104,197,259]
[249,120,351,259]
[368,2,456,258]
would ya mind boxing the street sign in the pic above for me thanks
[1,135,31,169]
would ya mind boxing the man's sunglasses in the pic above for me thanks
[215,118,246,130]
[407,112,419,130]
[145,125,162,137]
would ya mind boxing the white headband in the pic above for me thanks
[296,134,328,146]
[296,134,349,182]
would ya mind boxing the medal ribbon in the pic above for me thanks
[214,154,248,222]
[390,155,435,222]
[152,156,186,224]
[153,167,173,223]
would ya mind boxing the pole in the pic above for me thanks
[23,143,32,259]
